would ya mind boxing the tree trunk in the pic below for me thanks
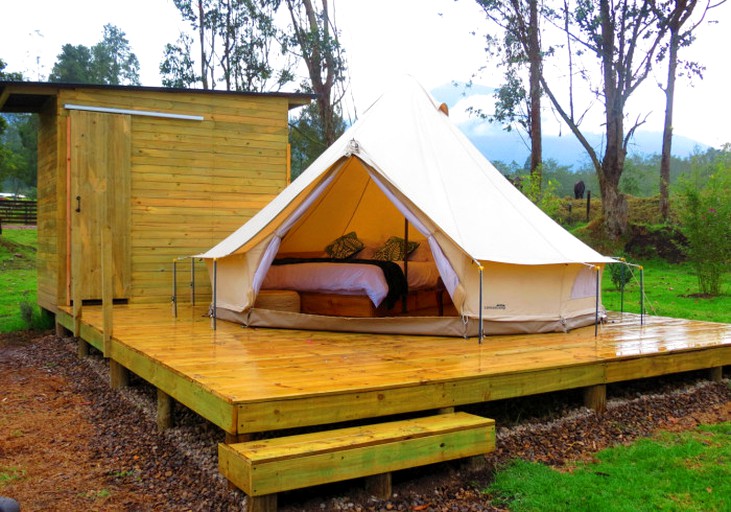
[528,0,542,182]
[659,31,678,223]
[198,0,208,89]
[599,0,628,238]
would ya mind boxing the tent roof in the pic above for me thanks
[200,76,612,266]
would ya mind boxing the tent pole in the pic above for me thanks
[402,218,409,313]
[640,266,644,326]
[172,259,177,318]
[190,257,196,307]
[212,259,218,330]
[594,265,600,337]
[476,260,484,343]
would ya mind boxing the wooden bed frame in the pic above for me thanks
[298,279,452,318]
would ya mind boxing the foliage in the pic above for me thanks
[487,422,731,512]
[289,103,345,179]
[0,114,38,195]
[675,150,731,296]
[160,33,199,88]
[165,0,294,92]
[282,0,348,147]
[518,169,562,218]
[607,260,633,292]
[48,24,140,85]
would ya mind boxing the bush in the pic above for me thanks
[676,154,731,296]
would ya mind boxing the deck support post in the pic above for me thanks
[157,388,175,431]
[583,384,606,413]
[77,338,90,358]
[364,472,392,500]
[110,360,130,389]
[56,318,72,338]
[248,494,277,512]
[709,366,723,383]
[437,406,455,414]
[225,432,253,444]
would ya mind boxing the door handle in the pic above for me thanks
[76,196,81,213]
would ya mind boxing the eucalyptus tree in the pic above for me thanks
[281,0,347,147]
[475,0,544,184]
[654,0,723,222]
[164,0,294,91]
[538,0,667,238]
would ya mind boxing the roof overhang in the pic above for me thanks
[0,81,314,114]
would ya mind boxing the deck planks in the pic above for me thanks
[58,305,731,435]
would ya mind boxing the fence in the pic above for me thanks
[0,199,37,226]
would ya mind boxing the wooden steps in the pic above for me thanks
[219,412,495,511]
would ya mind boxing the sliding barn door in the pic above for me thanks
[69,110,131,301]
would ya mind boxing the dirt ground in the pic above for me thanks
[1,331,729,512]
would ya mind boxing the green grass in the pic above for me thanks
[0,227,48,333]
[603,259,731,324]
[486,422,731,512]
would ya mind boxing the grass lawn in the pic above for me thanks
[0,227,45,333]
[486,422,731,512]
[603,259,731,324]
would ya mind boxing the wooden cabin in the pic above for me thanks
[0,81,310,316]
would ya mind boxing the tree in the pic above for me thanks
[48,44,94,82]
[539,0,667,238]
[165,0,294,92]
[289,102,345,178]
[476,0,544,185]
[91,24,141,85]
[282,0,347,147]
[48,24,140,85]
[654,0,722,222]
[161,33,199,88]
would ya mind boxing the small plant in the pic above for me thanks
[0,466,26,485]
[608,261,633,292]
[19,301,34,328]
[676,154,731,296]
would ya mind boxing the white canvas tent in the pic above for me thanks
[198,76,614,337]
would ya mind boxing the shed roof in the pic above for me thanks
[0,81,313,114]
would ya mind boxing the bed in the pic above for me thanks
[259,246,450,317]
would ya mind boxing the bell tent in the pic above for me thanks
[197,77,614,337]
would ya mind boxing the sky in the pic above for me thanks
[2,0,731,148]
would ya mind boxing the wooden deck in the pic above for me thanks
[57,305,731,438]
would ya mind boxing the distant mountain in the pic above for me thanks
[467,129,708,170]
[430,83,709,170]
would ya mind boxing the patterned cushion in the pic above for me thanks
[373,236,420,261]
[325,232,365,259]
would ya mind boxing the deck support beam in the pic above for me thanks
[709,366,723,383]
[157,388,175,431]
[583,384,606,413]
[110,360,130,389]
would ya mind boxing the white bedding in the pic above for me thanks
[261,261,440,307]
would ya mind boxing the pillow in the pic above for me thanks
[373,236,420,261]
[325,232,364,259]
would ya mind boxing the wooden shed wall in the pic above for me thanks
[44,88,291,308]
[36,104,62,312]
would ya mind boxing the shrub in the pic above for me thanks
[676,154,731,296]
